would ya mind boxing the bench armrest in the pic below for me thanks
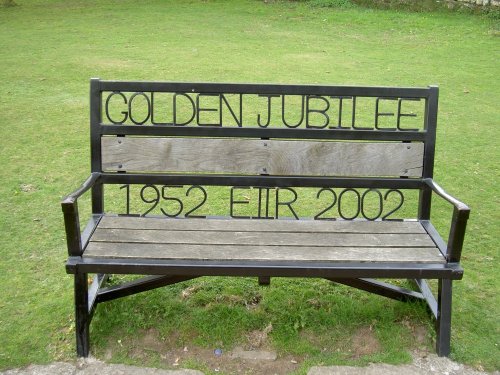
[424,178,470,263]
[61,173,101,256]
[424,178,470,212]
[61,172,101,211]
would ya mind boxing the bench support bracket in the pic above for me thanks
[414,278,438,318]
[327,278,425,302]
[88,273,109,317]
[96,275,199,303]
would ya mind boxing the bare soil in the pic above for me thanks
[103,327,300,375]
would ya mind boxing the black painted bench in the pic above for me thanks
[62,79,469,358]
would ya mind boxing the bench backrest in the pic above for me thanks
[89,79,438,219]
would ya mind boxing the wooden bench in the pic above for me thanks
[62,79,470,358]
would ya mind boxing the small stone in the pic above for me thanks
[230,346,277,361]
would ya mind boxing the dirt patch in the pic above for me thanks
[351,326,381,358]
[299,330,333,353]
[133,344,300,375]
[164,346,299,375]
[100,322,430,372]
[246,323,273,349]
[140,328,165,352]
[20,184,36,193]
[412,324,431,348]
[101,328,301,375]
[400,319,432,350]
[181,285,202,299]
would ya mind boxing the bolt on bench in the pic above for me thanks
[62,79,469,358]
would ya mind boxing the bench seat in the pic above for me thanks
[74,216,461,280]
[85,216,444,264]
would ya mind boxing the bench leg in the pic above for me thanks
[258,276,271,286]
[75,273,90,357]
[436,279,452,357]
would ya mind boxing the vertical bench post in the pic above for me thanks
[436,278,452,356]
[75,272,90,357]
[418,85,439,220]
[90,78,104,214]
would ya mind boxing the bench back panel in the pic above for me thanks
[90,80,438,190]
[101,137,424,177]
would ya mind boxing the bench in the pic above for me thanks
[62,79,470,358]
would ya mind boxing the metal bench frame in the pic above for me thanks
[62,79,469,358]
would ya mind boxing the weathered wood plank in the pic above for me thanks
[84,242,444,263]
[101,137,424,177]
[99,216,426,234]
[90,228,435,247]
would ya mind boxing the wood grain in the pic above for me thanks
[90,228,435,247]
[101,137,424,177]
[84,242,444,263]
[85,216,442,264]
[99,216,427,234]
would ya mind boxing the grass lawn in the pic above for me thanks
[0,0,498,373]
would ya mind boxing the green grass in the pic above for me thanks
[0,0,499,372]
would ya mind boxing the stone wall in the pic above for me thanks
[449,0,499,6]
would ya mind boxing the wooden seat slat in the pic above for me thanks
[99,216,427,234]
[90,227,435,248]
[84,242,444,264]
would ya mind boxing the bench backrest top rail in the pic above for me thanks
[98,80,434,98]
